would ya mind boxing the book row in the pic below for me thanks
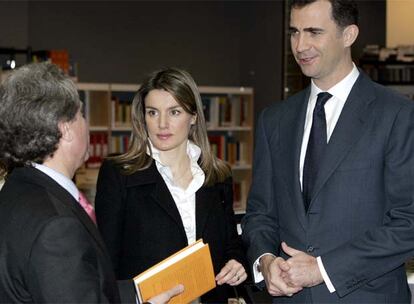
[208,135,248,165]
[86,133,109,168]
[362,65,414,84]
[202,95,249,128]
[111,97,132,127]
[233,180,247,211]
[109,94,251,129]
[85,133,130,167]
[86,133,249,168]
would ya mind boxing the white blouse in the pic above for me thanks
[148,140,205,245]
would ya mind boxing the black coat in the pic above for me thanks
[0,167,134,303]
[95,160,246,303]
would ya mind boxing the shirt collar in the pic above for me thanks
[147,139,202,167]
[32,163,79,201]
[147,139,205,189]
[310,63,360,102]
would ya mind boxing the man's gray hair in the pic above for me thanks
[0,62,81,176]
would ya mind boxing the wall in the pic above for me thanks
[239,1,284,115]
[353,0,386,60]
[0,1,28,49]
[27,1,244,86]
[26,1,283,114]
[0,1,386,112]
[0,1,28,67]
[386,0,414,47]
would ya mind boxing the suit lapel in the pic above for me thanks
[54,191,109,255]
[146,165,188,241]
[309,73,376,210]
[281,88,310,230]
[17,167,109,255]
[127,162,188,241]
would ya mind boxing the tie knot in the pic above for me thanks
[316,92,332,107]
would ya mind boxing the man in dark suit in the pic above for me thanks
[242,0,414,303]
[0,62,183,303]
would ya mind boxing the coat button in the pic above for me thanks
[307,246,314,253]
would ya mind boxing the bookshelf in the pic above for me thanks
[75,83,254,213]
[359,59,414,85]
[359,59,414,101]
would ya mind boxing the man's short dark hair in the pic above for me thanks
[290,0,359,28]
[0,62,81,175]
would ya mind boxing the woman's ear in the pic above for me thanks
[191,113,197,125]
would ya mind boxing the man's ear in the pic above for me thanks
[59,121,73,142]
[343,24,359,48]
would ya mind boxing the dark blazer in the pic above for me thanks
[0,167,134,303]
[95,159,245,303]
[242,72,414,303]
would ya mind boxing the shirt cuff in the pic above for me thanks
[253,253,276,283]
[317,256,336,293]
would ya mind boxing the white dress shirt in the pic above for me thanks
[149,140,205,245]
[253,64,360,293]
[299,64,360,187]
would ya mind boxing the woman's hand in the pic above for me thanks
[215,259,247,286]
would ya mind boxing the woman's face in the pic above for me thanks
[144,89,196,153]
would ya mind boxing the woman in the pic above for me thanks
[95,68,247,303]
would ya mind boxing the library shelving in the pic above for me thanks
[359,59,414,85]
[75,83,254,213]
[359,59,414,101]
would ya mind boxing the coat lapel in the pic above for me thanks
[280,88,310,230]
[195,186,215,239]
[308,73,376,210]
[151,177,187,230]
[18,167,109,255]
[57,191,109,255]
[137,161,187,239]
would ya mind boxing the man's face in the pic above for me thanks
[289,0,350,89]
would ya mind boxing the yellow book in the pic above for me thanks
[133,239,216,304]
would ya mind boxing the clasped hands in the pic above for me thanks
[260,242,324,297]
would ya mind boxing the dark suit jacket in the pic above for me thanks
[95,159,246,303]
[242,72,414,303]
[0,167,134,303]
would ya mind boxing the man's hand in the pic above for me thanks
[260,254,302,297]
[147,284,184,304]
[281,242,323,288]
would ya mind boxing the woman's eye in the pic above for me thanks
[170,109,181,116]
[146,110,157,116]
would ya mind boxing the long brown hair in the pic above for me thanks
[112,67,231,186]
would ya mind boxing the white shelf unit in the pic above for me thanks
[76,83,254,212]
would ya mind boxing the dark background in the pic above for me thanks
[0,0,386,115]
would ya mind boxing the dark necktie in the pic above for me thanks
[303,92,332,211]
